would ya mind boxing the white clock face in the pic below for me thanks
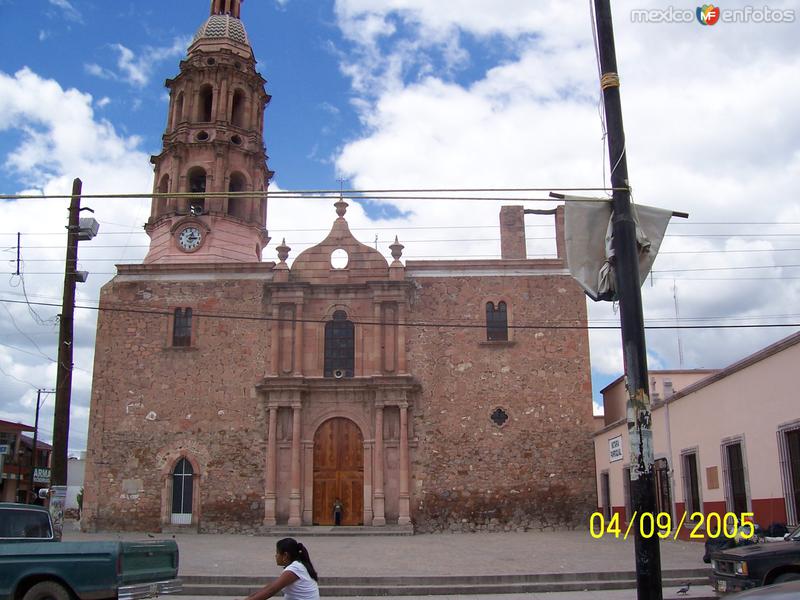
[178,226,202,251]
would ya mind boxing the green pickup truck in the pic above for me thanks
[0,503,181,600]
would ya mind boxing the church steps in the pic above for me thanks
[178,568,710,596]
[260,525,414,537]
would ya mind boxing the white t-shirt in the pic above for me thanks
[282,560,320,600]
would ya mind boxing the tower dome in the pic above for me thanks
[192,14,250,47]
[188,0,252,59]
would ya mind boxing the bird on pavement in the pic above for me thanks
[677,582,691,595]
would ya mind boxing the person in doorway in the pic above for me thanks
[242,538,319,600]
[332,498,343,526]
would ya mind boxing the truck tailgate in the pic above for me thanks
[119,540,179,585]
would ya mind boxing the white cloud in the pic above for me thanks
[96,97,111,108]
[332,0,800,399]
[0,68,151,451]
[85,38,189,88]
[48,0,83,24]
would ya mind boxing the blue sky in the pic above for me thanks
[1,0,799,452]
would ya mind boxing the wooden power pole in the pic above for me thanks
[593,2,663,598]
[51,178,82,487]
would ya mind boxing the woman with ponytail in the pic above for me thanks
[242,537,320,600]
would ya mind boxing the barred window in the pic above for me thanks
[324,310,354,377]
[486,301,508,341]
[173,308,192,347]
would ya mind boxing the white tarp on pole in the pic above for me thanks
[565,201,672,301]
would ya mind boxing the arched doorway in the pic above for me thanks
[171,457,194,525]
[313,418,363,525]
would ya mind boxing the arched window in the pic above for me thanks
[324,310,354,377]
[171,458,193,525]
[187,168,206,215]
[231,89,245,127]
[198,84,213,122]
[486,301,508,341]
[227,172,247,219]
[174,91,184,126]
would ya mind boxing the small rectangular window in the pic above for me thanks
[173,308,192,347]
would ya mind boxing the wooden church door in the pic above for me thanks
[313,418,363,525]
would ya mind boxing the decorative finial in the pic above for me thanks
[276,238,291,264]
[335,199,348,218]
[389,235,404,262]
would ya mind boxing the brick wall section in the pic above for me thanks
[406,272,596,532]
[82,270,271,532]
[499,206,526,259]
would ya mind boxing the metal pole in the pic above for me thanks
[28,389,53,503]
[51,178,82,487]
[28,390,42,502]
[593,2,662,598]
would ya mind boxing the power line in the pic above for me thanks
[3,287,799,324]
[0,186,621,202]
[0,297,797,331]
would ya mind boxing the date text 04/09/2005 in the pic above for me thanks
[588,511,756,541]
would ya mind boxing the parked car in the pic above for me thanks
[710,524,800,594]
[727,579,800,599]
[0,502,181,600]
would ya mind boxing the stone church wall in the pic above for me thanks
[82,271,271,532]
[406,272,596,532]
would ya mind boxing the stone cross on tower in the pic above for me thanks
[143,0,272,263]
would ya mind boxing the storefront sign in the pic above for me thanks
[0,444,10,455]
[33,467,51,484]
[609,435,623,462]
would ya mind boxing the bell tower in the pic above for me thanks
[144,0,272,263]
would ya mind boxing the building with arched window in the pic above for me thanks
[82,2,596,534]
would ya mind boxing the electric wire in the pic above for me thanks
[0,297,797,331]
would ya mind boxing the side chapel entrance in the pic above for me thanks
[313,417,363,525]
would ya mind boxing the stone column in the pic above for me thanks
[293,304,304,375]
[269,305,280,375]
[288,403,302,526]
[218,78,228,123]
[263,405,278,526]
[398,303,407,374]
[372,302,382,374]
[302,441,313,525]
[398,402,411,525]
[372,403,386,526]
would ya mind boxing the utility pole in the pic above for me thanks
[28,389,55,502]
[593,2,662,599]
[51,178,82,487]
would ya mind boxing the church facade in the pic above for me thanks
[82,0,596,533]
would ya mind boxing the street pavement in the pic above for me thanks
[64,525,717,598]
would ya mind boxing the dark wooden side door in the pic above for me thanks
[313,418,363,525]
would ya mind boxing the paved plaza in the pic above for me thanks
[65,525,718,598]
